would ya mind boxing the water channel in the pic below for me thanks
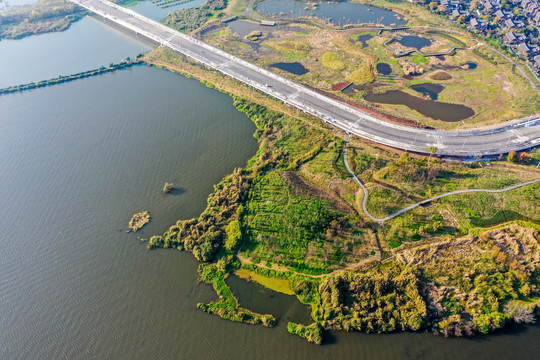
[1,6,539,360]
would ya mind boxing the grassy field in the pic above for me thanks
[241,171,357,273]
[235,268,294,294]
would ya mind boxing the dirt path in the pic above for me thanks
[343,136,540,222]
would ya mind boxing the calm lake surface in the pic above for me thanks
[257,0,407,27]
[1,8,540,360]
[0,16,154,88]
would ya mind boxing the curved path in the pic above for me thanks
[71,0,540,157]
[343,138,540,222]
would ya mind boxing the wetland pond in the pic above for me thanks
[410,83,445,100]
[270,61,309,75]
[376,62,392,75]
[227,275,312,324]
[365,90,475,122]
[355,34,373,47]
[257,0,407,27]
[396,35,432,50]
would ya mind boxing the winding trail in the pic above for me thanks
[343,137,540,222]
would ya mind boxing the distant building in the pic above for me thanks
[469,17,488,29]
[504,31,525,44]
[504,18,516,28]
[533,54,540,71]
[516,42,532,57]
[494,9,506,19]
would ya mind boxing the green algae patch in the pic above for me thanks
[235,269,295,295]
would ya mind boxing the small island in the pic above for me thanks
[128,211,150,232]
[163,182,174,193]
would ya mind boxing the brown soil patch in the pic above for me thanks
[429,70,452,81]
[279,170,355,214]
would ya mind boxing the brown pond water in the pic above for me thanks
[365,90,475,122]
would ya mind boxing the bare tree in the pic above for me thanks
[504,301,536,324]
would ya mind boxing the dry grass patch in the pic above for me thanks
[348,62,374,84]
[321,51,345,71]
[264,40,311,54]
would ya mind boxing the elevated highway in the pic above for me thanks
[71,0,540,157]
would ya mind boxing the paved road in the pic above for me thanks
[71,0,540,157]
[343,137,540,222]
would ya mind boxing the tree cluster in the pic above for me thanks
[163,0,228,32]
[314,265,427,333]
[155,167,251,261]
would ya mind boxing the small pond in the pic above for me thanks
[410,83,445,100]
[257,0,407,27]
[226,275,312,325]
[227,19,307,38]
[463,62,478,69]
[376,62,392,75]
[270,62,309,75]
[365,90,475,122]
[355,34,373,47]
[397,35,432,50]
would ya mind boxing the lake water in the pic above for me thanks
[256,0,407,27]
[0,15,154,88]
[0,66,260,359]
[1,6,540,360]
